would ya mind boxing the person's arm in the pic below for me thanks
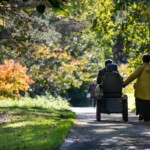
[97,70,104,84]
[124,65,144,86]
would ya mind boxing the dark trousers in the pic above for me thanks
[89,96,96,107]
[136,98,150,121]
[135,98,142,115]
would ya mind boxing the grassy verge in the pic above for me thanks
[127,93,135,112]
[0,96,76,150]
[123,84,136,112]
[119,64,136,112]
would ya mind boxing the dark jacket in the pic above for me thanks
[97,68,107,85]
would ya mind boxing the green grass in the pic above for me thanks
[127,93,135,112]
[123,84,136,112]
[122,83,136,112]
[0,91,136,150]
[0,96,76,150]
[119,64,136,112]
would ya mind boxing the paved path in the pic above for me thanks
[59,107,150,150]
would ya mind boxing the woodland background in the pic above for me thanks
[0,0,149,106]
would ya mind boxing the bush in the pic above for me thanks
[0,60,33,99]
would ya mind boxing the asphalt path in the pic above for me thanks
[58,107,150,150]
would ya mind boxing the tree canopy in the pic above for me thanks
[0,0,150,98]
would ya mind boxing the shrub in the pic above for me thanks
[0,59,33,99]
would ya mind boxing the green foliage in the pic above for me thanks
[84,0,150,68]
[0,0,150,99]
[0,94,71,109]
[67,83,89,107]
[0,96,76,150]
[48,0,61,9]
[126,93,135,112]
[114,1,150,64]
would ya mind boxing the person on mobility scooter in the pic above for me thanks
[96,60,128,122]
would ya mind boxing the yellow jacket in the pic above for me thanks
[124,63,150,100]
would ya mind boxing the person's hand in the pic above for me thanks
[122,83,125,88]
[133,83,136,89]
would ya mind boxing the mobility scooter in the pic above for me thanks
[96,64,128,122]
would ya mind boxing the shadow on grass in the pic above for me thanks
[0,122,71,150]
[0,105,75,117]
[0,105,76,150]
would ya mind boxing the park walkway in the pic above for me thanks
[59,107,150,150]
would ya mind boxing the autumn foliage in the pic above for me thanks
[0,60,33,99]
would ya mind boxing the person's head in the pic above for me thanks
[105,59,113,67]
[142,53,150,63]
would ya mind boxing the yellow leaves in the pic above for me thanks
[107,21,114,27]
[34,44,71,60]
[70,60,83,70]
[59,52,71,60]
[50,52,58,58]
[64,45,71,50]
[0,19,4,26]
[34,44,50,59]
[22,8,32,14]
[61,59,84,71]
[133,3,137,9]
[50,48,71,60]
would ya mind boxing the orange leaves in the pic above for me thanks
[70,60,83,68]
[58,52,71,60]
[50,52,58,58]
[0,59,33,99]
[49,47,71,60]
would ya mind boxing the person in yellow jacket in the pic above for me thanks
[124,53,150,121]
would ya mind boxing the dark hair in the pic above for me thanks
[105,59,113,66]
[142,53,150,63]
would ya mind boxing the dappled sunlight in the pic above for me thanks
[127,93,135,112]
[4,121,32,128]
[0,99,76,150]
[93,128,116,133]
[141,132,150,137]
[60,107,150,150]
[4,118,57,128]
